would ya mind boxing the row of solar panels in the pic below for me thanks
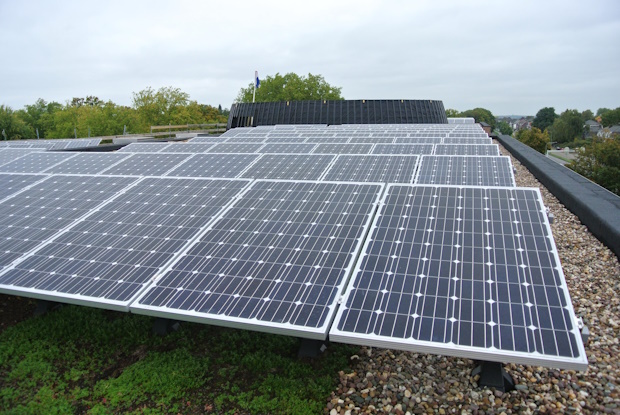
[0,152,516,186]
[0,172,586,370]
[0,138,101,150]
[118,142,500,155]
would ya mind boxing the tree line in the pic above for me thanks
[0,87,229,140]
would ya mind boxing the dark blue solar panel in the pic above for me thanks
[240,154,335,180]
[100,153,191,176]
[0,173,45,201]
[44,153,131,174]
[322,155,418,183]
[415,156,515,187]
[0,152,77,173]
[165,154,260,178]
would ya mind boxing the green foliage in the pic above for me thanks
[532,107,558,132]
[581,109,594,123]
[497,120,513,135]
[515,127,550,154]
[236,72,343,103]
[460,107,496,130]
[600,107,620,127]
[445,108,461,118]
[568,137,620,195]
[0,304,354,414]
[550,109,584,143]
[0,105,34,140]
[596,107,611,116]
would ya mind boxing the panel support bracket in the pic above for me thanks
[33,300,63,316]
[297,338,328,359]
[472,361,515,393]
[152,318,180,336]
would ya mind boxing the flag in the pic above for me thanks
[255,71,260,89]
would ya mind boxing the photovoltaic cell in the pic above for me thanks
[414,156,515,187]
[322,155,419,183]
[330,185,588,370]
[117,143,171,153]
[0,152,77,173]
[240,154,335,180]
[100,153,191,176]
[131,180,384,338]
[394,137,444,144]
[0,149,41,166]
[0,175,137,271]
[0,173,46,201]
[442,138,493,145]
[160,144,214,153]
[312,144,373,154]
[165,154,260,178]
[372,144,435,155]
[0,178,250,308]
[43,153,131,175]
[259,144,317,153]
[207,143,264,153]
[434,144,500,156]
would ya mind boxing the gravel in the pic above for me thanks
[326,144,620,415]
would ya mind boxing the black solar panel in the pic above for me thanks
[330,185,587,370]
[132,180,384,338]
[322,155,419,183]
[0,175,137,270]
[415,156,515,187]
[240,154,335,180]
[100,153,191,176]
[165,154,260,178]
[0,178,250,308]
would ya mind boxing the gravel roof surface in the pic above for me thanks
[325,142,620,415]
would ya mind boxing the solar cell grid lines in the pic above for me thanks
[0,175,138,271]
[264,136,308,143]
[100,153,191,176]
[0,177,251,308]
[43,153,131,175]
[165,154,260,178]
[259,143,317,153]
[0,152,77,173]
[183,136,228,144]
[442,138,493,145]
[312,144,373,154]
[223,136,267,144]
[322,155,419,183]
[434,144,501,156]
[206,143,264,153]
[347,136,395,144]
[372,144,435,155]
[330,184,588,370]
[415,156,515,187]
[160,143,214,153]
[393,137,444,144]
[240,154,335,180]
[131,180,384,338]
[0,149,41,166]
[117,143,171,153]
[0,173,46,201]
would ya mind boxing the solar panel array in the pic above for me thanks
[0,123,587,370]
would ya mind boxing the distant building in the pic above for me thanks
[585,120,602,137]
[479,122,492,135]
[597,125,620,138]
[513,117,531,132]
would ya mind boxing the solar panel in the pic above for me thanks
[322,155,419,183]
[0,175,138,271]
[347,137,395,144]
[300,136,345,144]
[0,149,41,166]
[259,144,317,154]
[330,185,588,370]
[131,180,384,338]
[394,137,444,144]
[117,143,172,153]
[207,143,264,153]
[414,156,515,187]
[434,144,501,156]
[240,154,335,180]
[0,177,251,309]
[43,153,131,175]
[372,144,435,155]
[312,144,373,154]
[0,173,46,201]
[0,152,77,173]
[442,138,493,145]
[160,143,214,153]
[100,153,191,176]
[165,154,260,178]
[264,136,307,143]
[223,136,267,144]
[189,136,229,144]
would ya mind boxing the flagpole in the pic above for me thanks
[253,70,257,103]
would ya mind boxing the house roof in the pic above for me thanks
[585,120,600,126]
[480,122,490,127]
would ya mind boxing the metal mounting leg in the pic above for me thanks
[33,300,62,316]
[152,318,180,336]
[297,339,328,358]
[472,361,515,393]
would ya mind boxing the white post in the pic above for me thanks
[252,70,257,103]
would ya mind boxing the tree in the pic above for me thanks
[235,72,343,103]
[497,121,513,135]
[600,107,620,127]
[550,109,584,143]
[0,105,34,140]
[568,137,620,195]
[460,108,496,130]
[132,86,191,129]
[445,108,461,118]
[581,109,594,123]
[15,98,62,138]
[515,127,550,154]
[596,108,611,116]
[532,107,558,132]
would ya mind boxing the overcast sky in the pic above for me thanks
[1,0,619,115]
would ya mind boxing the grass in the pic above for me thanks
[548,152,572,162]
[0,302,356,414]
